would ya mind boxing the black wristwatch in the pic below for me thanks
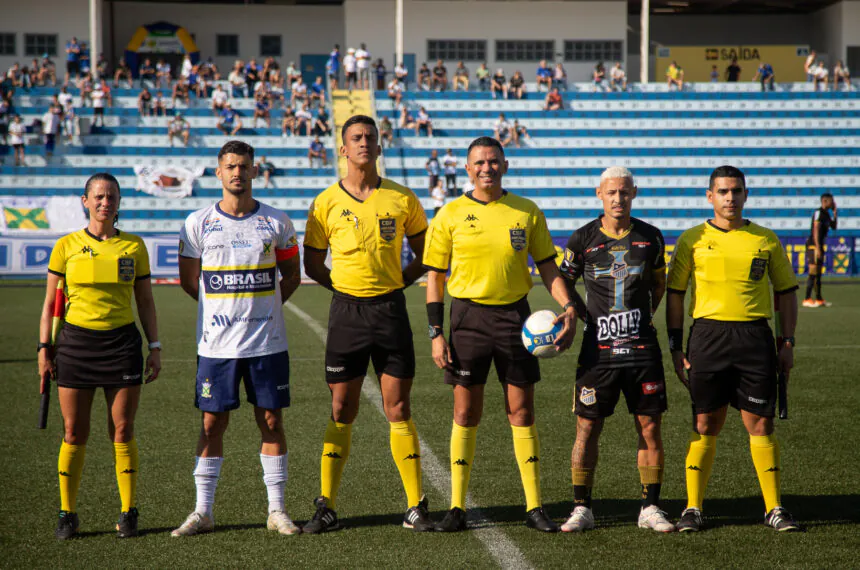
[37,342,52,353]
[428,325,444,340]
[782,336,795,348]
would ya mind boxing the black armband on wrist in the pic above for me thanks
[668,328,683,352]
[427,302,444,329]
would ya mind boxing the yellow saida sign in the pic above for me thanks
[656,45,810,82]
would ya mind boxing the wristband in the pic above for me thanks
[148,341,162,351]
[427,302,444,329]
[668,329,683,352]
[563,301,575,312]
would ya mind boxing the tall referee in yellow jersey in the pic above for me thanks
[302,115,433,532]
[667,165,800,532]
[424,136,575,533]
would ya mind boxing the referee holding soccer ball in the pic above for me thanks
[423,136,575,533]
[39,173,161,540]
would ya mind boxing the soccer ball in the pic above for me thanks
[521,310,563,359]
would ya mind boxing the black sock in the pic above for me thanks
[641,483,662,508]
[805,275,815,300]
[573,485,592,509]
[814,274,823,300]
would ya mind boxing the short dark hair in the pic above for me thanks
[341,114,378,141]
[83,172,120,197]
[821,192,834,200]
[218,140,255,162]
[708,165,745,190]
[467,136,504,160]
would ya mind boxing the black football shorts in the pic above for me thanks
[574,362,667,419]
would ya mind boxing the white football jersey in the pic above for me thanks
[179,201,299,358]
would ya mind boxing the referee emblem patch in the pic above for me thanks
[510,228,526,251]
[379,217,396,241]
[749,257,767,281]
[118,258,135,282]
[579,387,596,406]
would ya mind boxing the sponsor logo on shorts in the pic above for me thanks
[201,379,212,399]
[456,369,471,376]
[122,373,141,381]
[597,308,641,341]
[748,395,767,404]
[579,387,597,406]
[277,384,289,391]
[326,366,346,373]
[642,381,663,395]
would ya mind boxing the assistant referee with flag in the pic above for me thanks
[667,165,800,532]
[39,173,161,540]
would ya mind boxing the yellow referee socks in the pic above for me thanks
[320,419,352,510]
[750,434,782,513]
[450,422,477,510]
[114,439,139,512]
[390,419,423,508]
[58,442,86,513]
[511,424,542,511]
[685,432,717,510]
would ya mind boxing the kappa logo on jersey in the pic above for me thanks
[510,226,527,251]
[597,308,641,341]
[749,257,768,281]
[579,387,597,406]
[340,208,355,218]
[80,245,97,257]
[203,266,277,295]
[464,214,478,222]
[378,217,396,241]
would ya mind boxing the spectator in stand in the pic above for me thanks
[262,57,279,83]
[286,62,301,86]
[281,105,297,137]
[804,50,817,82]
[666,61,684,91]
[58,86,73,117]
[61,100,76,142]
[432,60,448,91]
[543,87,563,111]
[610,62,627,91]
[291,76,308,106]
[356,43,371,89]
[308,135,328,167]
[269,68,285,101]
[190,65,208,98]
[833,60,852,91]
[246,59,261,96]
[211,84,229,115]
[380,115,394,148]
[257,155,276,188]
[153,91,167,117]
[399,103,415,129]
[494,113,512,147]
[593,62,607,91]
[476,62,490,91]
[418,62,431,91]
[395,61,408,87]
[509,70,526,99]
[180,54,193,79]
[387,76,404,106]
[113,57,132,88]
[553,62,568,91]
[491,68,508,99]
[138,87,153,117]
[96,53,109,78]
[77,72,93,106]
[253,79,271,104]
[139,58,156,87]
[343,48,358,91]
[172,77,190,107]
[253,94,271,128]
[724,57,742,82]
[536,60,552,92]
[203,57,221,81]
[710,65,719,83]
[415,106,433,137]
[27,58,41,88]
[78,42,91,77]
[375,59,387,91]
[326,45,340,90]
[451,62,469,92]
[753,61,775,92]
[310,76,326,104]
[9,115,25,165]
[431,177,447,215]
[39,54,57,86]
[228,62,245,98]
[6,63,24,89]
[295,103,313,137]
[64,37,81,86]
[156,59,172,88]
[512,119,530,148]
[812,61,828,92]
[42,106,61,160]
[217,102,242,136]
[0,96,8,145]
[443,148,457,194]
[90,81,110,129]
[168,112,190,147]
[426,149,441,192]
[313,104,331,136]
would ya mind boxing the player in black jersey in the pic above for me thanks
[803,193,837,307]
[558,167,674,533]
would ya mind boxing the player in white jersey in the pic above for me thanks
[172,140,302,537]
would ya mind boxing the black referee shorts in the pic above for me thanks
[445,296,540,387]
[56,322,144,388]
[686,318,777,417]
[325,289,415,382]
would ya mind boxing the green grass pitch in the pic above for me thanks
[1,281,858,568]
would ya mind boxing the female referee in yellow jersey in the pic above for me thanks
[38,173,161,539]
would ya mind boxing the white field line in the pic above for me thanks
[284,301,533,570]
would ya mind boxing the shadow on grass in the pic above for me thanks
[137,523,265,537]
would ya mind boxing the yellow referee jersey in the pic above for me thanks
[423,191,557,305]
[304,178,428,297]
[48,229,151,330]
[667,220,797,321]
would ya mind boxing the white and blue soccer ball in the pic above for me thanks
[521,310,563,359]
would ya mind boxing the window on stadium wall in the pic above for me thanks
[216,34,239,57]
[427,40,486,61]
[24,34,57,57]
[564,40,623,63]
[260,35,281,57]
[0,33,15,56]
[495,40,555,62]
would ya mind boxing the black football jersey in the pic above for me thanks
[560,217,665,367]
[806,207,837,246]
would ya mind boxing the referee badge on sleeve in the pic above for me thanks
[749,257,767,281]
[510,227,527,251]
[118,258,135,282]
[379,217,396,242]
